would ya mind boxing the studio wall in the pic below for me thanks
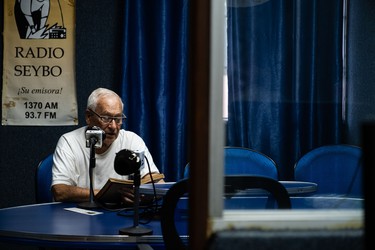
[0,0,125,209]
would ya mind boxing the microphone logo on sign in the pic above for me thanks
[85,126,106,148]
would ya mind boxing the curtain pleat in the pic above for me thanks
[120,0,189,181]
[227,0,344,179]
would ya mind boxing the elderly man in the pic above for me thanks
[52,88,163,205]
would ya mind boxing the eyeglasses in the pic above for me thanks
[88,108,126,125]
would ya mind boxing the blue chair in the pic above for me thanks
[184,147,279,180]
[35,154,54,203]
[294,145,363,197]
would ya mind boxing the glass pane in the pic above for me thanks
[209,0,364,234]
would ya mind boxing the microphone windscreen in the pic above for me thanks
[114,149,141,175]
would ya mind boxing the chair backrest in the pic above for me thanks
[160,178,189,250]
[224,147,278,179]
[160,176,291,250]
[35,154,54,203]
[183,147,278,180]
[294,144,363,196]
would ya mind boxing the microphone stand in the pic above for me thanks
[119,169,153,235]
[78,137,99,209]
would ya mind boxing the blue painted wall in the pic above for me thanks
[347,0,375,145]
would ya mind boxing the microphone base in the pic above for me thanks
[77,201,99,209]
[119,226,153,236]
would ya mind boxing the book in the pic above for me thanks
[95,173,165,205]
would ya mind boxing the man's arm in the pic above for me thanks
[52,173,164,204]
[52,184,100,203]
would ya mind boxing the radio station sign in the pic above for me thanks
[2,0,77,126]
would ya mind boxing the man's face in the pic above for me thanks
[85,95,124,153]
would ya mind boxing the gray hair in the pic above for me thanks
[87,88,124,110]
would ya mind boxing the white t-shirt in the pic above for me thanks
[52,126,160,190]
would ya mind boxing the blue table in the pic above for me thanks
[140,181,318,196]
[0,185,363,249]
[142,181,363,209]
[0,202,187,249]
[165,195,363,213]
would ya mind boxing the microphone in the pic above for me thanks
[85,126,106,148]
[78,126,105,209]
[114,148,153,236]
[114,149,141,175]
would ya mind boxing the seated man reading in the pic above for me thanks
[51,87,164,206]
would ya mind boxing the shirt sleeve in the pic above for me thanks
[140,146,160,177]
[122,131,161,178]
[51,135,79,187]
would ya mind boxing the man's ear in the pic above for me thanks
[85,109,91,124]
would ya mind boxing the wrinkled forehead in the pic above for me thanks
[95,95,123,113]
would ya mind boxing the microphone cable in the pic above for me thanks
[137,155,162,224]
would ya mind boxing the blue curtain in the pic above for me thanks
[120,0,189,181]
[227,0,344,179]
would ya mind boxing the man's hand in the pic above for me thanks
[119,186,135,206]
[118,186,157,207]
